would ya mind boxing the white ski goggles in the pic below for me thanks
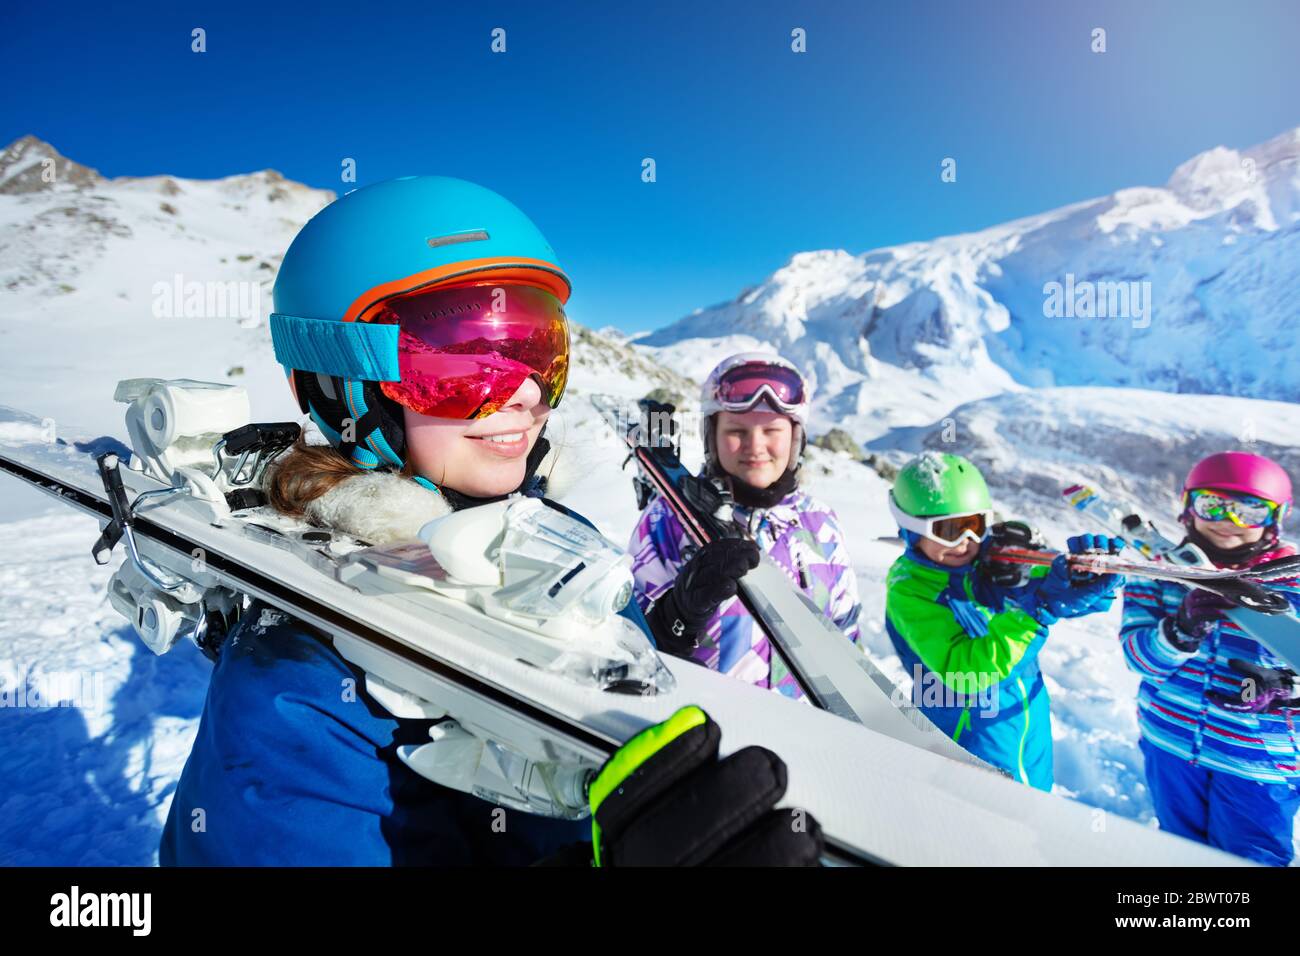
[889,496,993,547]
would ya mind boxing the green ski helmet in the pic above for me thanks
[889,452,994,546]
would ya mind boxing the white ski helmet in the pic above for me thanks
[699,352,811,471]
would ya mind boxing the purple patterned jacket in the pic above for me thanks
[628,487,861,698]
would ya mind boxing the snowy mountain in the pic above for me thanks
[0,136,686,444]
[640,126,1300,439]
[0,136,332,441]
[869,386,1300,537]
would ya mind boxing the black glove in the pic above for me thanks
[1162,588,1235,652]
[541,706,823,866]
[647,538,760,656]
[1206,659,1300,713]
[979,520,1046,588]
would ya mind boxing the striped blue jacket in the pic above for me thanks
[1118,546,1300,784]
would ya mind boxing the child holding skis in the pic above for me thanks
[885,452,1124,790]
[1118,451,1300,866]
[628,353,861,698]
[160,177,821,867]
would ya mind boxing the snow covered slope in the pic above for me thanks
[0,136,334,441]
[640,126,1300,439]
[0,506,208,865]
[870,386,1300,529]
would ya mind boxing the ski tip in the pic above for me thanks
[1062,487,1097,510]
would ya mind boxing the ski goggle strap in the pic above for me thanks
[889,495,992,547]
[715,361,806,413]
[371,283,570,420]
[1185,488,1284,529]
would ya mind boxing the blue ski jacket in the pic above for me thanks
[160,500,652,866]
[1119,544,1300,785]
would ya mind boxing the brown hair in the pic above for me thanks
[266,436,415,518]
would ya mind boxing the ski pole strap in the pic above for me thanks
[588,705,707,867]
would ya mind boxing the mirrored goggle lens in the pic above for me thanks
[1189,489,1275,527]
[716,362,805,409]
[928,512,989,545]
[371,283,569,419]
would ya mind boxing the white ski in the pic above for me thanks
[0,391,1251,866]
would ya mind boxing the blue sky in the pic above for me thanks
[5,0,1298,332]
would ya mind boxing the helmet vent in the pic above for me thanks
[427,229,490,248]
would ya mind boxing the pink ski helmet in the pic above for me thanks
[1182,451,1292,524]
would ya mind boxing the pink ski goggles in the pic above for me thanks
[368,282,570,420]
[715,362,806,412]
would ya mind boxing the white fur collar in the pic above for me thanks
[295,429,579,541]
[304,471,453,545]
[294,435,578,546]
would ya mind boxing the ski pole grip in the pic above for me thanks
[91,523,123,565]
[92,452,130,564]
[97,453,130,519]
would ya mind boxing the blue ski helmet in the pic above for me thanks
[270,175,570,473]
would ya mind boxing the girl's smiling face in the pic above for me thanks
[715,410,793,489]
[403,376,550,497]
[1192,514,1265,550]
